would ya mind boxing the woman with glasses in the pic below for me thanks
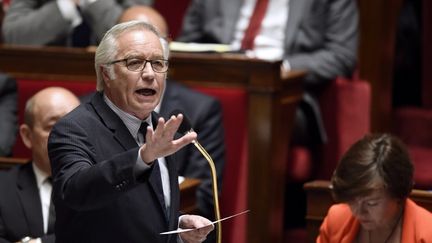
[317,133,432,243]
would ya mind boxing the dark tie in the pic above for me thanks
[138,122,167,216]
[71,21,91,47]
[46,177,55,234]
[241,0,270,50]
[71,7,91,47]
[138,122,149,144]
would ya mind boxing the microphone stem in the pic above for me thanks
[192,140,222,243]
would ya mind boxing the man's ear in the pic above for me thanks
[101,66,112,88]
[19,124,33,150]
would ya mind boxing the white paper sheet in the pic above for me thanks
[160,209,250,235]
[169,42,233,53]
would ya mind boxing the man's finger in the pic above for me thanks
[164,114,184,136]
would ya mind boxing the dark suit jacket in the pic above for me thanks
[0,73,17,156]
[159,81,225,219]
[2,0,153,46]
[0,162,55,243]
[48,92,179,243]
[178,0,359,143]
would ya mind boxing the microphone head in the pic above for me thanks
[169,109,193,134]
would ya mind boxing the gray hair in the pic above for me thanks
[23,96,36,128]
[95,20,170,91]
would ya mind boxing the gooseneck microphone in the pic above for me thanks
[169,109,222,243]
[174,109,194,135]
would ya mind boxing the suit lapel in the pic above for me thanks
[124,112,168,223]
[148,113,180,227]
[91,93,178,225]
[147,112,171,222]
[91,92,138,151]
[17,163,44,236]
[147,160,168,219]
[284,0,309,51]
[166,155,179,230]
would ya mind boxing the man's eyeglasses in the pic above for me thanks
[107,58,169,73]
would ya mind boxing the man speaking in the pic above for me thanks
[48,21,213,243]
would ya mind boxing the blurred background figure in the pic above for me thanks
[393,0,422,107]
[2,0,153,46]
[118,6,226,222]
[317,133,432,243]
[0,87,80,243]
[178,2,358,221]
[0,72,17,157]
[119,5,168,39]
[177,0,358,233]
[177,0,358,151]
[0,0,4,42]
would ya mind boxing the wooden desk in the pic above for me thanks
[179,178,201,214]
[0,157,27,170]
[304,180,432,243]
[0,44,304,243]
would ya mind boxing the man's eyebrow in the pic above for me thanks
[122,55,141,59]
[123,55,165,60]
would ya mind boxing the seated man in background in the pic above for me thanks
[0,87,80,243]
[119,5,168,38]
[177,0,358,231]
[177,0,358,149]
[119,5,226,221]
[318,133,432,242]
[2,0,152,46]
[0,72,18,156]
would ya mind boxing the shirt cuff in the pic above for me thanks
[177,236,184,243]
[134,147,152,177]
[34,238,42,243]
[56,0,82,28]
[177,215,188,243]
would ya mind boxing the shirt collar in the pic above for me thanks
[32,163,50,189]
[103,94,153,141]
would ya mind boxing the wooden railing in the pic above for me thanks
[0,156,27,170]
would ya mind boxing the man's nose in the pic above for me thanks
[141,62,155,79]
[142,61,154,73]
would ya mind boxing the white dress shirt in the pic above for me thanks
[32,163,52,234]
[56,0,82,28]
[231,0,290,61]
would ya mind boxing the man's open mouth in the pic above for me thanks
[136,88,156,96]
